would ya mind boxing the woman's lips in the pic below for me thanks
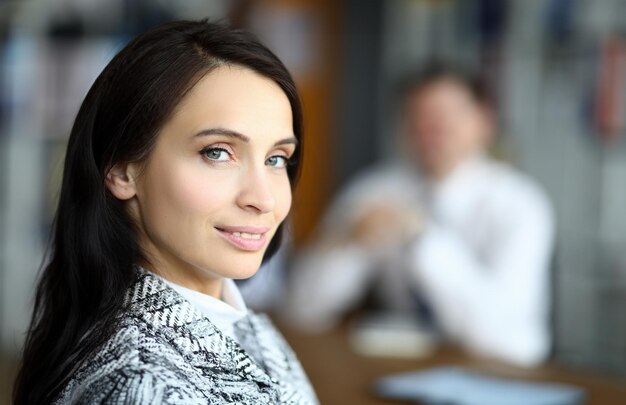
[215,225,270,251]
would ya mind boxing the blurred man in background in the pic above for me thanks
[285,65,555,367]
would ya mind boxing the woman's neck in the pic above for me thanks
[137,258,224,299]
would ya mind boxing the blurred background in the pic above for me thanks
[1,0,626,404]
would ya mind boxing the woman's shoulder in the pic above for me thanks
[58,361,203,405]
[55,319,204,404]
[244,312,318,400]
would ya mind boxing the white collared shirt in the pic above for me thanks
[154,273,249,342]
[287,153,555,367]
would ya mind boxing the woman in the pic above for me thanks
[13,19,318,404]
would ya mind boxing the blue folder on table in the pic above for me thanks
[374,366,586,405]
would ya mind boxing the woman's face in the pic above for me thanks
[120,65,295,295]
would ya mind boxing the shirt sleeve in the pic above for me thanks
[283,167,409,331]
[408,185,555,367]
[285,243,374,331]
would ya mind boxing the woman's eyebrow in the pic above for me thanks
[193,127,298,147]
[274,137,298,147]
[193,127,250,142]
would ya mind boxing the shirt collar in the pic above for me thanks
[157,275,248,317]
[125,265,274,387]
[138,267,249,329]
[424,152,487,188]
[419,152,490,220]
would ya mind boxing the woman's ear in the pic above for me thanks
[105,163,138,200]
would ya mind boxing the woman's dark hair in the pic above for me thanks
[13,19,303,405]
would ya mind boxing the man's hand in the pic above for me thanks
[349,203,423,249]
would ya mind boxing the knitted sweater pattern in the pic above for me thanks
[54,267,318,404]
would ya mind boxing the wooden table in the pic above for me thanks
[275,319,626,405]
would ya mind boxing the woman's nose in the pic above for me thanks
[235,164,276,214]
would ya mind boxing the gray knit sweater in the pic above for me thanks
[54,266,318,404]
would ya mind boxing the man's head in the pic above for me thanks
[401,65,494,179]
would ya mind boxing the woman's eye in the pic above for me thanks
[203,148,231,161]
[266,155,288,168]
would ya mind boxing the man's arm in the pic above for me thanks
[408,185,555,366]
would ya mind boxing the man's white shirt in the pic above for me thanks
[287,154,555,367]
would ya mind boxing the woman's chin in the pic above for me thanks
[217,257,264,280]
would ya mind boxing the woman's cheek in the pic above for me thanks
[275,177,293,222]
[172,167,233,214]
